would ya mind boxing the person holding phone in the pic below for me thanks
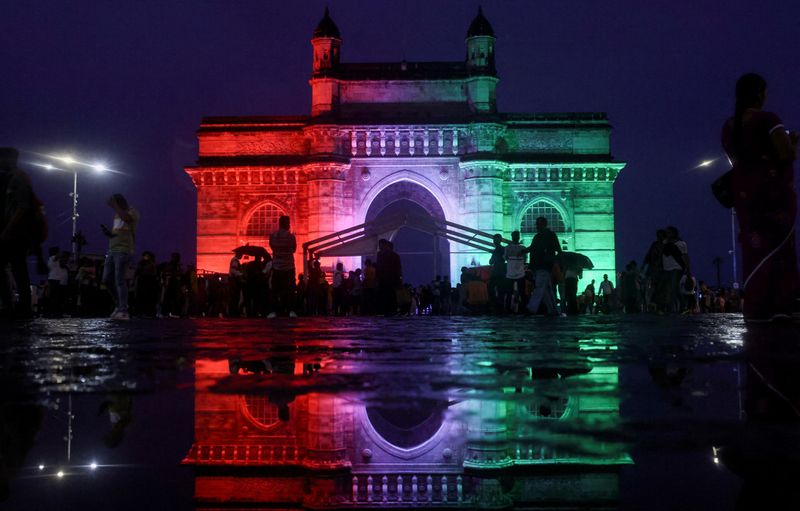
[101,194,139,320]
[721,73,798,322]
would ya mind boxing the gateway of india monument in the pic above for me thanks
[186,8,625,284]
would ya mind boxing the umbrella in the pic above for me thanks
[233,245,271,260]
[560,251,593,270]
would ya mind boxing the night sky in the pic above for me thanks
[2,1,798,284]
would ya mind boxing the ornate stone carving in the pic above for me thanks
[514,131,573,152]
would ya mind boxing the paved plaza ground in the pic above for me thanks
[1,315,798,510]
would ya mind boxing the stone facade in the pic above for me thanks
[186,8,625,284]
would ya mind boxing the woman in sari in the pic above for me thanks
[721,73,798,321]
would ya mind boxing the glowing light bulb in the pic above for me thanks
[56,470,64,478]
[90,462,98,470]
[43,164,54,171]
[92,163,107,172]
[698,159,714,167]
[60,155,75,165]
[38,464,45,471]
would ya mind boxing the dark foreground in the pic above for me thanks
[1,315,798,510]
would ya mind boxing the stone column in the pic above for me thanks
[457,161,506,271]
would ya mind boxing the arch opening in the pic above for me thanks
[365,181,450,286]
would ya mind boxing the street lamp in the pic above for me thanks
[37,154,109,257]
[697,157,739,289]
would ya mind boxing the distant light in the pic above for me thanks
[38,464,45,471]
[58,155,75,165]
[56,470,64,478]
[698,159,715,167]
[713,456,720,465]
[43,164,54,170]
[89,462,98,470]
[92,163,107,172]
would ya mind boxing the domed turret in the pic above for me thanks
[465,7,496,76]
[311,7,342,76]
[313,6,341,39]
[465,7,497,113]
[467,6,494,38]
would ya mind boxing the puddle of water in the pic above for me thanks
[1,316,797,509]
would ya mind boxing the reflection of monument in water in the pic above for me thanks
[183,341,630,509]
[185,7,625,285]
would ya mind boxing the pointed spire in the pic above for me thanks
[313,6,341,39]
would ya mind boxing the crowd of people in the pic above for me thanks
[3,202,745,319]
[1,71,796,324]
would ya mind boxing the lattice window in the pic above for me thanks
[241,203,286,249]
[242,396,280,429]
[520,201,566,236]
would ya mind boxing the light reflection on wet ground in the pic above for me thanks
[1,315,798,510]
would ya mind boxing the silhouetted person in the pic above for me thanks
[376,238,401,315]
[228,251,244,317]
[101,193,139,320]
[332,262,345,315]
[642,229,667,312]
[307,258,323,315]
[160,251,184,317]
[242,254,267,317]
[620,260,641,313]
[134,251,159,317]
[527,217,561,315]
[722,73,798,322]
[0,148,38,319]
[361,258,377,314]
[598,273,615,313]
[488,233,507,313]
[45,246,68,317]
[269,215,297,318]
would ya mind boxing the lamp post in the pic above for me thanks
[698,157,739,289]
[43,155,108,258]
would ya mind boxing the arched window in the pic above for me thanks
[241,396,281,429]
[242,202,285,246]
[520,200,566,237]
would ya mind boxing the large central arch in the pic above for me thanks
[362,179,451,286]
[365,181,446,223]
[356,171,456,225]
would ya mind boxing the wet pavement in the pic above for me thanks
[1,315,798,510]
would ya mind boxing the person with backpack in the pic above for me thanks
[0,148,46,319]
